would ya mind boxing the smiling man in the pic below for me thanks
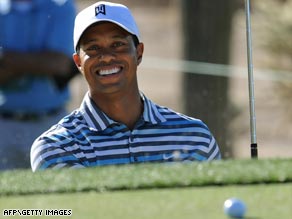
[30,1,221,171]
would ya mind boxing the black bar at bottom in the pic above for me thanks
[251,143,258,159]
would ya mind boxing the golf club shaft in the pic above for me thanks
[245,0,258,158]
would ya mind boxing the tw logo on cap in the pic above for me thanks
[95,4,106,16]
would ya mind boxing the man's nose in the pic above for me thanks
[98,48,115,62]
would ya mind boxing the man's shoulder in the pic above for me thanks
[40,110,85,138]
[154,105,210,133]
[56,110,85,129]
[157,105,205,124]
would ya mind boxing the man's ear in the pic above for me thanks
[136,43,144,65]
[73,53,81,69]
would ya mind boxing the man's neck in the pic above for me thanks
[90,91,143,130]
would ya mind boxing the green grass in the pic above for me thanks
[1,184,291,219]
[0,158,291,196]
[0,158,291,219]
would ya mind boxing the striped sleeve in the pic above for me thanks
[30,126,84,172]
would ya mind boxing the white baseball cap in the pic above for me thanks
[73,1,140,51]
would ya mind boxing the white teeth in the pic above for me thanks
[99,67,120,76]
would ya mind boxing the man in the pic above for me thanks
[30,1,221,171]
[0,0,77,170]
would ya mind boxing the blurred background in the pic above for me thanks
[70,0,292,159]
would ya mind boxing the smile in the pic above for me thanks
[98,67,121,76]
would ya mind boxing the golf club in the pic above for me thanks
[245,0,258,158]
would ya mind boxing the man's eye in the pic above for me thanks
[112,42,125,48]
[87,45,100,51]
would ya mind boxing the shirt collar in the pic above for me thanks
[79,92,167,131]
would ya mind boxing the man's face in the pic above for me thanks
[74,22,144,97]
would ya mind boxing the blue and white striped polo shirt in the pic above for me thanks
[30,92,221,171]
